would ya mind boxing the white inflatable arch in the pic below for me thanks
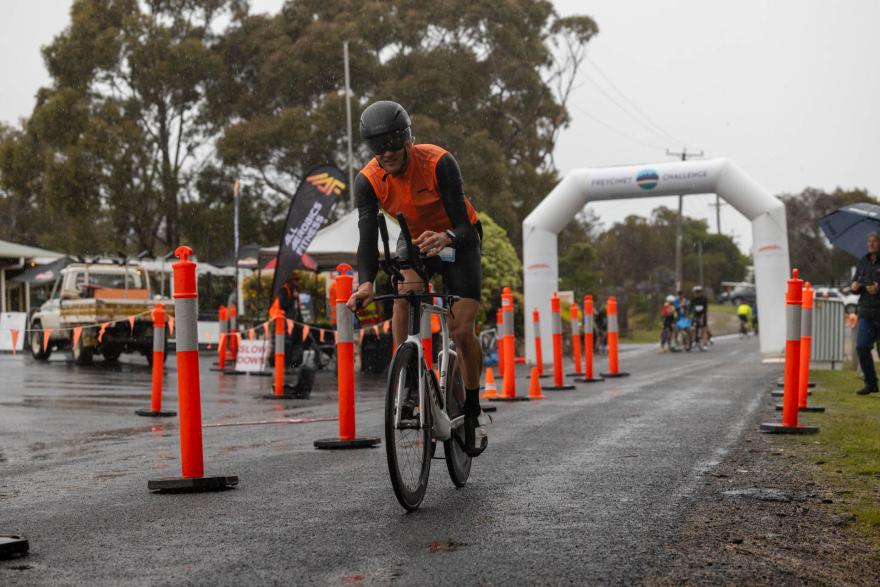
[523,157,789,357]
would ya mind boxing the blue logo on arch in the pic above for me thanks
[636,169,659,190]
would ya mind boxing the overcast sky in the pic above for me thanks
[2,0,878,252]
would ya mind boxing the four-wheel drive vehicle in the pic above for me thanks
[719,282,756,306]
[28,262,171,365]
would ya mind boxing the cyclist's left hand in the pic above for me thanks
[414,230,451,257]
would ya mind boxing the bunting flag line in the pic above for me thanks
[301,324,311,342]
[72,326,83,351]
[10,329,19,355]
[128,315,136,335]
[286,319,295,336]
[383,321,391,333]
[98,323,108,343]
[168,316,175,337]
[373,324,380,336]
[43,328,53,353]
[319,328,325,342]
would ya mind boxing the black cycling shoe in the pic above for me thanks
[856,385,879,395]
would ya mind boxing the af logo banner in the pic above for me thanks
[270,164,346,302]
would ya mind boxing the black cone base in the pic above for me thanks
[771,390,811,398]
[775,404,826,413]
[482,406,497,413]
[777,380,815,388]
[0,535,28,559]
[600,372,630,378]
[488,396,530,402]
[759,422,819,434]
[314,437,381,450]
[135,408,176,417]
[566,372,586,377]
[577,376,606,383]
[543,384,576,391]
[148,475,239,493]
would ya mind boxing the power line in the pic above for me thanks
[585,54,689,147]
[570,102,666,151]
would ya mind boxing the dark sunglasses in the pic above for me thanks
[364,128,411,155]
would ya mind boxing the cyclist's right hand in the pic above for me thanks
[346,282,375,312]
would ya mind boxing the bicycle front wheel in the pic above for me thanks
[385,342,432,511]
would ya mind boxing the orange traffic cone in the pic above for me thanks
[528,367,545,399]
[481,367,499,399]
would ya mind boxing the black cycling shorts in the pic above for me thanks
[693,313,707,327]
[396,221,483,301]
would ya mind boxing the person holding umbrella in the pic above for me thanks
[851,233,880,395]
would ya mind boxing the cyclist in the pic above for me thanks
[659,295,676,351]
[737,301,752,336]
[690,285,709,349]
[346,101,487,456]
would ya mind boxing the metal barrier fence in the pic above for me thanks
[812,297,845,369]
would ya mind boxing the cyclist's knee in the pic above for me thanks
[451,321,476,348]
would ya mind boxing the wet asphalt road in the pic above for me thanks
[0,335,777,585]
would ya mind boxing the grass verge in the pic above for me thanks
[797,368,880,546]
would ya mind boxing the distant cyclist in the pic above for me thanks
[690,286,710,349]
[659,295,676,351]
[346,101,487,456]
[736,302,753,337]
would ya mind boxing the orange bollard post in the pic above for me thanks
[481,367,499,399]
[228,303,239,361]
[421,285,434,370]
[528,367,546,399]
[533,308,549,379]
[492,287,528,401]
[215,305,228,371]
[545,292,575,390]
[600,296,630,378]
[148,246,238,493]
[775,281,826,414]
[567,303,583,376]
[578,294,605,383]
[495,308,505,378]
[136,303,176,417]
[761,269,818,434]
[315,264,380,449]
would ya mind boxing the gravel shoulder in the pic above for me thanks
[643,373,880,586]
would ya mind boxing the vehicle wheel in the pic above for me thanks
[385,342,432,512]
[102,345,122,363]
[29,322,52,360]
[443,352,472,488]
[72,333,94,366]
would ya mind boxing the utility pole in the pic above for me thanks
[343,41,355,209]
[709,195,726,235]
[666,147,704,292]
[232,179,241,315]
[697,240,704,286]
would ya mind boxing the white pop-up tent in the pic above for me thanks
[523,158,789,357]
[261,209,402,272]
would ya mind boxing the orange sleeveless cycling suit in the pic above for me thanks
[360,144,478,238]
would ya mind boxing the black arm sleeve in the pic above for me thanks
[355,173,380,283]
[435,153,478,251]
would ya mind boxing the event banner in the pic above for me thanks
[270,164,346,302]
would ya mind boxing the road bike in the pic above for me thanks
[371,212,480,511]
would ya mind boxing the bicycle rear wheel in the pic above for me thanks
[443,352,472,488]
[385,342,432,511]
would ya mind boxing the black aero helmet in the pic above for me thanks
[360,101,412,154]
